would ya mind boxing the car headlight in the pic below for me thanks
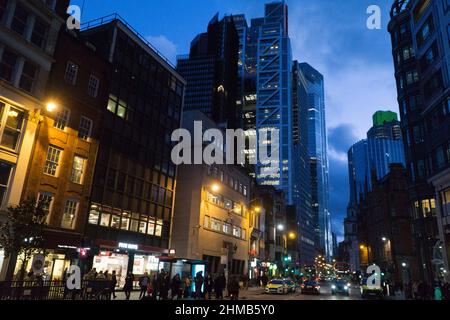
[331,285,336,289]
[344,286,348,290]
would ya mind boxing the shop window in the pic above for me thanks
[0,160,13,207]
[1,105,24,151]
[64,61,79,85]
[0,49,18,83]
[78,116,92,141]
[100,207,111,227]
[19,60,37,92]
[130,218,139,232]
[204,215,210,229]
[61,199,78,229]
[111,214,121,229]
[71,156,86,184]
[87,74,100,98]
[88,204,100,225]
[43,145,62,176]
[53,107,70,131]
[11,3,29,36]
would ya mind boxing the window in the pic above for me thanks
[100,207,112,227]
[107,95,127,119]
[402,45,415,61]
[406,70,419,85]
[61,200,78,229]
[0,106,24,150]
[11,4,29,36]
[211,218,221,231]
[224,198,233,210]
[71,156,86,184]
[87,75,100,97]
[0,50,18,83]
[38,192,53,217]
[417,15,434,46]
[421,43,438,69]
[147,218,155,235]
[0,160,12,206]
[155,219,163,237]
[64,61,79,85]
[88,204,100,225]
[43,145,62,176]
[204,215,210,228]
[223,223,231,234]
[233,226,242,238]
[78,116,92,140]
[121,212,130,231]
[53,108,70,130]
[31,18,48,48]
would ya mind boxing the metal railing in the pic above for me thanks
[80,13,176,69]
[0,280,114,300]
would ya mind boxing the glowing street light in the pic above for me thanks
[288,232,297,240]
[46,102,57,112]
[277,224,285,231]
[211,184,220,192]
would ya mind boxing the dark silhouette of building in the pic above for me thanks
[177,13,239,129]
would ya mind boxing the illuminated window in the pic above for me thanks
[64,61,79,85]
[233,226,242,238]
[53,108,70,130]
[43,146,62,176]
[87,74,100,97]
[211,218,221,231]
[111,215,121,229]
[223,223,231,234]
[61,199,78,229]
[0,105,24,150]
[71,156,86,184]
[88,204,100,225]
[121,212,130,230]
[147,218,155,235]
[155,219,163,237]
[204,215,210,229]
[0,160,13,207]
[38,192,53,217]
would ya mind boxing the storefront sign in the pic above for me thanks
[118,242,138,250]
[58,245,78,250]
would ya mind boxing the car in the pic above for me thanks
[284,279,297,293]
[301,280,321,295]
[265,279,290,294]
[331,279,350,296]
[360,277,384,299]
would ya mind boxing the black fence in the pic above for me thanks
[0,280,114,300]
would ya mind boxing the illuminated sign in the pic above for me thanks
[118,242,138,250]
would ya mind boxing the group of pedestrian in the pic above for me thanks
[411,281,450,300]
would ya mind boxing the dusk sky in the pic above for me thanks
[71,0,399,240]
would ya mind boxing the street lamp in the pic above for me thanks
[277,224,285,231]
[382,237,387,242]
[402,262,407,268]
[211,183,220,192]
[46,102,57,112]
[288,232,296,240]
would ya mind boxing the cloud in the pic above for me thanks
[328,124,359,162]
[146,35,178,65]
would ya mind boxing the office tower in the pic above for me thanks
[80,15,185,284]
[177,14,239,129]
[389,0,450,282]
[299,62,332,260]
[292,60,315,266]
[0,0,69,280]
[255,1,294,206]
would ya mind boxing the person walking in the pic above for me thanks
[215,273,226,299]
[171,274,182,300]
[204,273,213,300]
[111,271,118,299]
[242,273,249,291]
[123,272,133,300]
[195,271,204,299]
[138,272,150,299]
[228,276,240,300]
[184,276,192,299]
[261,273,269,287]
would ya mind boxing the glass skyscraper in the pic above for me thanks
[298,62,332,260]
[255,2,294,205]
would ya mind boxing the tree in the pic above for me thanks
[0,198,48,281]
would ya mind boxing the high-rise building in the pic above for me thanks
[389,0,450,282]
[299,62,332,260]
[292,61,315,266]
[177,14,239,129]
[0,0,69,280]
[80,15,185,285]
[255,2,294,205]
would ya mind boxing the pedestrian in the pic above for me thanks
[184,276,192,298]
[434,283,443,301]
[228,276,240,300]
[204,273,213,300]
[157,270,166,300]
[123,272,133,300]
[151,274,158,300]
[242,273,249,290]
[160,273,170,300]
[261,273,269,287]
[111,271,117,299]
[215,273,226,299]
[195,271,204,299]
[139,272,150,299]
[171,274,182,300]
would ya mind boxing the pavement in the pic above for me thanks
[112,283,406,301]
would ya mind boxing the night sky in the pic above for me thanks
[71,0,398,241]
